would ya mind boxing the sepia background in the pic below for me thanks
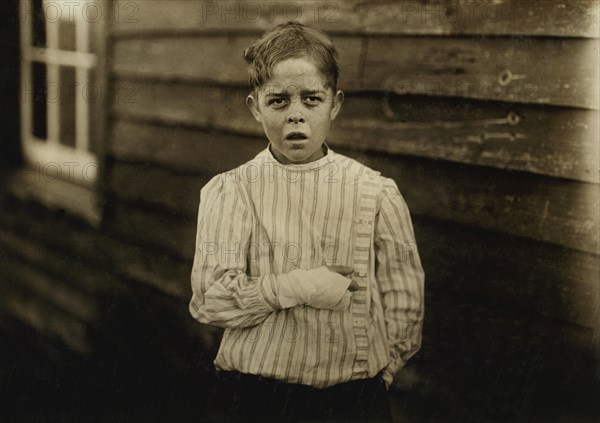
[1,0,599,421]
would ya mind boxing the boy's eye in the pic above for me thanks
[304,96,322,104]
[269,98,288,107]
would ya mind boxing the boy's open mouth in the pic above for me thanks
[285,132,308,141]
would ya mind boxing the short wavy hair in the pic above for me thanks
[242,21,340,94]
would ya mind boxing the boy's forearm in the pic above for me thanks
[190,265,352,329]
[380,317,423,387]
[374,176,425,387]
[190,268,280,328]
[277,266,352,310]
[379,265,424,386]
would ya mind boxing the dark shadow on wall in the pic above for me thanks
[0,279,220,423]
[0,0,22,174]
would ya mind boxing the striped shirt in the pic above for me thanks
[189,143,425,389]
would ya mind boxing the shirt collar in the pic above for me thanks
[265,142,335,171]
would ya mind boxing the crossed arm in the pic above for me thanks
[188,174,354,329]
[189,174,425,389]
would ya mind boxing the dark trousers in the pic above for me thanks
[207,368,394,423]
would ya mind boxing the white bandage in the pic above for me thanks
[278,266,352,311]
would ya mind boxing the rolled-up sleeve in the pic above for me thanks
[374,177,425,387]
[189,174,283,328]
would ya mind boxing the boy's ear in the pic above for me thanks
[246,93,262,123]
[329,90,344,121]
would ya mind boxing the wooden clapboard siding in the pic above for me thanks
[112,35,599,109]
[359,152,599,255]
[111,0,599,38]
[0,256,92,355]
[362,37,599,109]
[106,198,197,261]
[112,35,363,89]
[1,198,190,299]
[111,82,600,183]
[112,80,257,134]
[336,97,600,183]
[106,160,209,215]
[0,236,97,324]
[108,119,265,174]
[414,217,599,329]
[0,195,219,355]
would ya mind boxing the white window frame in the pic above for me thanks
[15,0,108,225]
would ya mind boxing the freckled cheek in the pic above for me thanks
[261,112,282,126]
[312,118,332,136]
[262,117,285,139]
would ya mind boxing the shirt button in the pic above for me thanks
[354,319,365,326]
[358,271,367,277]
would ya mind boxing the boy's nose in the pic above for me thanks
[287,116,305,124]
[287,112,305,124]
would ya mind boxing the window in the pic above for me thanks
[13,0,107,225]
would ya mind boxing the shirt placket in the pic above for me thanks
[351,171,380,377]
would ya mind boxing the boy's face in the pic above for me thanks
[246,57,344,165]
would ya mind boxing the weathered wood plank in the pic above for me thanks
[108,119,265,173]
[414,217,599,328]
[363,37,599,109]
[1,197,191,299]
[350,0,600,38]
[112,35,363,89]
[111,0,599,38]
[106,199,197,261]
[112,81,258,134]
[111,35,599,108]
[353,151,600,254]
[0,224,125,297]
[3,169,102,227]
[112,82,600,183]
[0,232,98,323]
[335,99,600,184]
[0,262,92,355]
[412,290,598,421]
[106,161,209,215]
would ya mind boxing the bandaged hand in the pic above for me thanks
[278,265,356,311]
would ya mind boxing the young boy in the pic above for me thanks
[189,21,424,423]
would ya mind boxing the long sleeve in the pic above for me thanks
[189,174,284,328]
[189,174,352,329]
[374,177,425,388]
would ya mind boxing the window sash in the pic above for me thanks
[20,0,99,185]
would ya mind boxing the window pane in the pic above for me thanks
[87,20,98,54]
[32,62,47,140]
[58,66,76,147]
[86,67,97,150]
[32,0,46,48]
[58,19,76,51]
